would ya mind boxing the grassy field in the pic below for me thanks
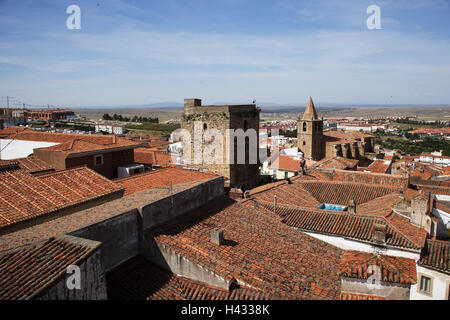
[125,122,180,137]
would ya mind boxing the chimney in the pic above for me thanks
[348,199,356,213]
[273,195,277,215]
[372,222,387,244]
[211,228,224,245]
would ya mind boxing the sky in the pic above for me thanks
[0,0,450,107]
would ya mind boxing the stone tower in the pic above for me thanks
[297,97,325,160]
[181,98,260,190]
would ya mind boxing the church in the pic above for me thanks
[297,97,375,164]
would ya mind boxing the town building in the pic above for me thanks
[0,127,143,178]
[95,123,125,135]
[25,108,74,121]
[181,98,260,190]
[297,98,375,163]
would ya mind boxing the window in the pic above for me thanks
[284,171,289,179]
[303,141,306,146]
[203,123,208,130]
[419,275,432,294]
[94,154,104,166]
[303,122,307,132]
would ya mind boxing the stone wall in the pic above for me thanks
[69,177,224,272]
[341,277,411,300]
[37,245,107,300]
[181,99,259,189]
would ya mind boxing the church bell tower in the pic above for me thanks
[297,97,324,160]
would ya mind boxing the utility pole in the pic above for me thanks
[6,96,13,109]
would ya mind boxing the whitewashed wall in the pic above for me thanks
[0,139,59,160]
[410,265,450,300]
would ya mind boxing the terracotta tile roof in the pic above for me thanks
[339,251,417,284]
[16,157,54,174]
[148,197,344,300]
[133,147,173,166]
[0,127,141,155]
[107,256,275,300]
[0,235,100,300]
[385,213,428,249]
[418,239,449,274]
[251,182,320,208]
[316,157,358,170]
[366,159,392,174]
[268,154,302,172]
[340,292,387,300]
[297,180,400,206]
[355,193,401,216]
[0,180,209,252]
[257,202,425,251]
[115,167,218,196]
[0,167,123,229]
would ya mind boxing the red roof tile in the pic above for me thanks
[107,256,275,300]
[339,251,417,284]
[340,292,387,300]
[16,157,54,174]
[0,127,141,155]
[418,239,449,274]
[268,155,302,172]
[0,167,123,229]
[258,202,425,251]
[115,167,217,196]
[148,197,344,300]
[133,147,173,166]
[366,159,392,174]
[0,235,100,300]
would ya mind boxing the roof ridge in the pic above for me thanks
[382,214,424,249]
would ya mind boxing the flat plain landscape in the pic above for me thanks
[73,105,450,122]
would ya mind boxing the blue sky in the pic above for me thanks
[0,0,450,107]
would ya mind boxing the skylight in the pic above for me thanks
[319,203,347,211]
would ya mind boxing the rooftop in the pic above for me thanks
[257,202,426,251]
[115,167,218,196]
[0,127,142,155]
[268,154,302,172]
[0,166,123,230]
[16,157,54,174]
[107,256,274,300]
[0,235,100,300]
[133,147,173,166]
[316,157,358,170]
[148,197,344,300]
[365,159,392,174]
[0,179,213,251]
[339,251,417,284]
[302,97,318,121]
[418,239,449,274]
